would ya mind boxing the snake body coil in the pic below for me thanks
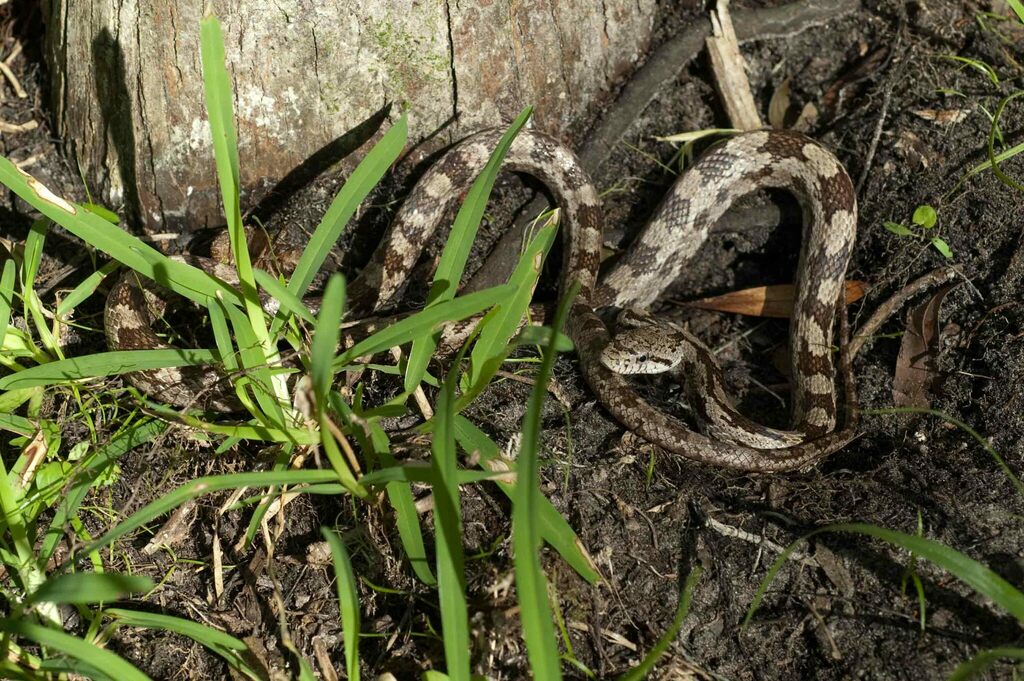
[105,128,858,471]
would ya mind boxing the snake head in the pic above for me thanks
[600,307,687,375]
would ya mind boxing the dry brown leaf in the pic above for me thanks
[792,102,819,132]
[769,78,792,130]
[892,284,956,408]
[684,280,868,318]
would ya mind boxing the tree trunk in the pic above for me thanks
[41,1,657,236]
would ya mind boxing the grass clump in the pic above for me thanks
[0,11,615,679]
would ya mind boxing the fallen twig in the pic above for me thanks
[850,268,956,360]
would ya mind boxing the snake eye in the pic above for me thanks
[637,354,647,362]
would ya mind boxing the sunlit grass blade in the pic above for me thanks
[0,159,233,305]
[106,608,259,679]
[0,257,15,351]
[220,301,286,428]
[431,349,471,681]
[338,399,436,585]
[321,527,361,681]
[55,260,119,319]
[744,523,1024,628]
[333,283,515,370]
[200,13,286,407]
[207,295,264,417]
[137,405,318,444]
[1008,0,1024,23]
[617,567,703,681]
[41,418,166,561]
[0,619,150,681]
[253,268,316,325]
[21,220,60,357]
[513,281,578,679]
[0,349,219,391]
[405,107,533,393]
[949,647,1024,680]
[312,274,346,407]
[71,463,477,560]
[70,470,341,564]
[25,573,153,608]
[466,218,558,394]
[280,114,408,313]
[0,412,36,437]
[451,416,599,585]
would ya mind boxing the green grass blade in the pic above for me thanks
[949,647,1024,680]
[312,274,346,406]
[451,417,599,585]
[338,399,436,585]
[1007,0,1024,23]
[513,281,578,680]
[70,470,341,564]
[0,349,219,391]
[0,619,150,681]
[41,418,166,561]
[280,115,408,318]
[0,412,37,437]
[321,527,361,681]
[432,354,471,681]
[56,260,120,318]
[0,159,233,305]
[863,408,1023,498]
[107,608,248,651]
[253,268,316,325]
[617,567,703,681]
[199,14,242,237]
[466,218,557,392]
[22,220,60,357]
[0,257,15,347]
[207,295,265,416]
[201,12,288,410]
[744,523,1024,627]
[106,608,259,678]
[405,107,533,392]
[25,573,153,607]
[220,301,286,427]
[333,283,515,370]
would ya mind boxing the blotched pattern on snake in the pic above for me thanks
[105,128,858,471]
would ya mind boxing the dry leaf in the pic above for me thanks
[792,102,819,132]
[684,280,868,318]
[769,78,792,130]
[892,284,956,408]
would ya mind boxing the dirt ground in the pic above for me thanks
[4,0,1024,678]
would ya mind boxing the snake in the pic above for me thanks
[104,127,858,471]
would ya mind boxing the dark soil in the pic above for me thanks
[4,0,1024,679]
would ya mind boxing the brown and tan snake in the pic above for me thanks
[105,128,858,471]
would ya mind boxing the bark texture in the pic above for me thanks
[42,0,657,235]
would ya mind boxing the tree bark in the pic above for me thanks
[42,0,657,236]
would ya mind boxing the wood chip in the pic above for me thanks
[16,430,49,490]
[912,108,969,125]
[0,60,26,98]
[0,119,36,134]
